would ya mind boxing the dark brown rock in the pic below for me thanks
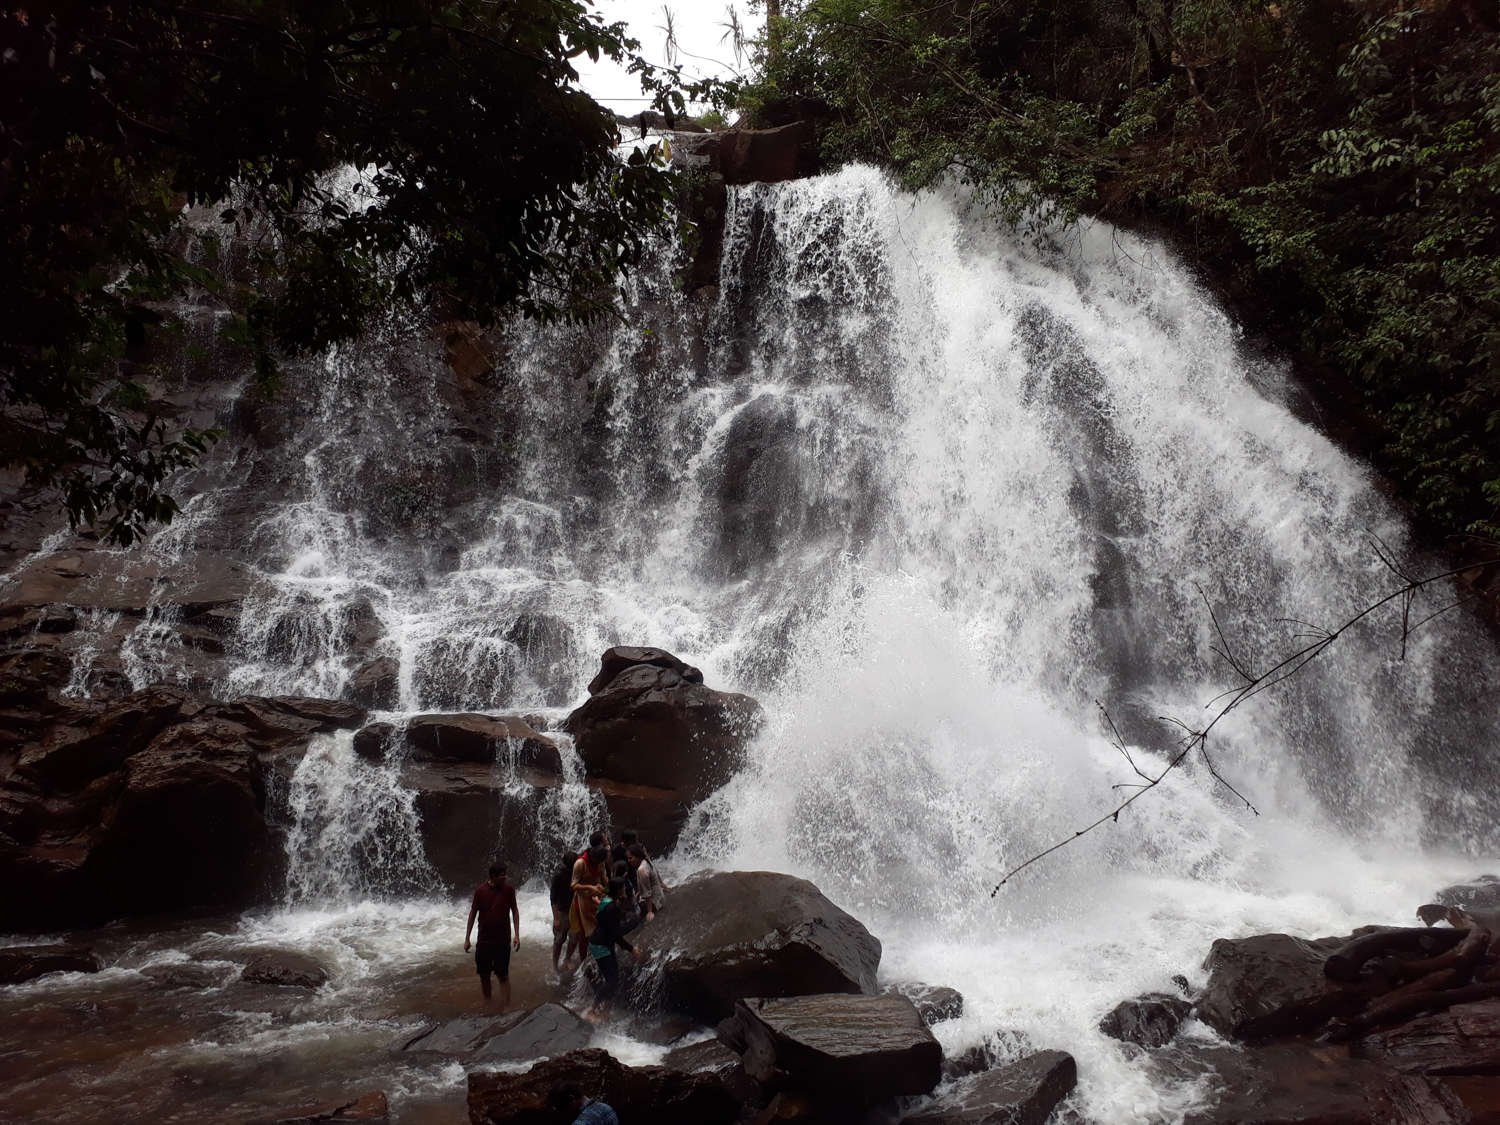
[905,1050,1077,1125]
[466,1047,739,1124]
[1355,998,1500,1075]
[346,657,399,710]
[661,1038,760,1105]
[585,646,703,695]
[1172,1042,1471,1124]
[241,949,330,989]
[1196,933,1375,1041]
[887,982,965,1026]
[404,713,560,772]
[16,686,194,790]
[635,871,881,1020]
[1099,992,1193,1048]
[0,944,101,984]
[352,722,394,761]
[565,658,761,804]
[725,992,942,1102]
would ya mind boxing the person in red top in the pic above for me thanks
[464,861,520,1008]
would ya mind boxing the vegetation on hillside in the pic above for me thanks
[1,1,699,543]
[748,0,1500,542]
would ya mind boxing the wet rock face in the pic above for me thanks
[1099,992,1193,1048]
[0,945,101,984]
[887,982,966,1026]
[0,670,366,930]
[635,870,882,1020]
[725,992,942,1103]
[565,647,762,805]
[466,1047,740,1125]
[402,713,559,772]
[248,1090,390,1124]
[1196,932,1374,1041]
[906,1050,1077,1125]
[1435,875,1500,913]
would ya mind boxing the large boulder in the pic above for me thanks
[723,992,942,1102]
[1195,933,1376,1041]
[1434,875,1500,913]
[887,982,965,1026]
[660,1038,759,1103]
[905,1050,1077,1125]
[1099,992,1193,1048]
[565,648,762,804]
[0,944,101,984]
[466,1047,740,1125]
[634,871,881,1019]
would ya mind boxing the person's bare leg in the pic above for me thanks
[499,976,512,1010]
[479,972,492,1005]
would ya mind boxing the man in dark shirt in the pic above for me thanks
[464,861,520,1008]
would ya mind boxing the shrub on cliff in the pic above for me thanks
[0,1,705,543]
[750,0,1500,543]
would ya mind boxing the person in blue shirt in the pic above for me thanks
[546,1081,618,1125]
[585,876,641,1020]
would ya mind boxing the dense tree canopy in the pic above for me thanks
[752,0,1500,542]
[1,1,691,542]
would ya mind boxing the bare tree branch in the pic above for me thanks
[991,548,1500,895]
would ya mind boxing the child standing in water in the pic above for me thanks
[585,876,640,1021]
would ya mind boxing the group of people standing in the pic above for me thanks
[549,829,667,1013]
[463,827,667,1021]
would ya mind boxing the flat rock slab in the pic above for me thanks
[400,1003,590,1063]
[1164,1043,1470,1124]
[728,992,941,1101]
[241,950,330,989]
[467,1046,739,1124]
[1196,933,1373,1041]
[471,1003,592,1064]
[1099,992,1193,1048]
[905,1050,1077,1125]
[0,945,101,984]
[637,870,881,1020]
[1355,997,1500,1075]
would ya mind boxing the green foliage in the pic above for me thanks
[2,1,708,543]
[757,0,1500,541]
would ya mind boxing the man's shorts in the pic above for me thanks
[475,940,511,980]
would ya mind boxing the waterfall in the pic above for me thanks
[27,164,1499,1120]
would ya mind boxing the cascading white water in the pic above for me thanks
[49,164,1498,1120]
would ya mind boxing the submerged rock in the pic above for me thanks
[248,1091,389,1124]
[724,992,942,1102]
[259,1093,389,1124]
[466,1046,739,1124]
[635,870,881,1019]
[241,949,330,989]
[1099,992,1193,1048]
[0,945,101,984]
[906,1049,1077,1125]
[399,1003,591,1063]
